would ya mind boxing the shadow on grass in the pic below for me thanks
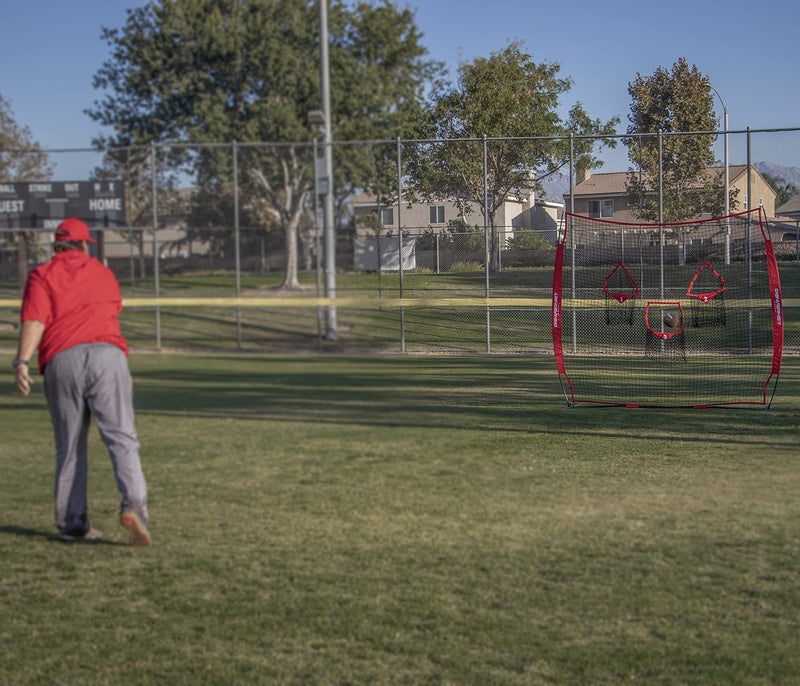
[0,525,124,546]
[126,354,800,449]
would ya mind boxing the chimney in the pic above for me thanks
[576,166,591,185]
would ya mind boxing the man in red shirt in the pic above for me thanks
[14,218,150,546]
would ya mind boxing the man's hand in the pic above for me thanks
[15,362,34,397]
[15,320,45,397]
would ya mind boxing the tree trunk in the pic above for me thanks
[488,210,500,273]
[17,233,28,291]
[281,217,301,290]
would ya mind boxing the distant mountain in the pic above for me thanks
[755,161,800,190]
[538,172,570,202]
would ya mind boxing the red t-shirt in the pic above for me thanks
[21,250,129,373]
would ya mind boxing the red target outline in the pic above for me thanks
[645,301,683,340]
[603,262,640,303]
[686,261,726,302]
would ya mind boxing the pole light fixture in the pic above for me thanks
[307,109,325,127]
[710,86,730,217]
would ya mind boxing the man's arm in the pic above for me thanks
[15,320,45,397]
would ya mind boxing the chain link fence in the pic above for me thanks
[2,129,799,354]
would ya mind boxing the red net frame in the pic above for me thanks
[552,209,783,408]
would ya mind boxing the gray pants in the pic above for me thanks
[44,343,148,536]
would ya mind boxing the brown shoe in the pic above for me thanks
[121,511,151,547]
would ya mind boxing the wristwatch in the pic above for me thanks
[12,359,29,369]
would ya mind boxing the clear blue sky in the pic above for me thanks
[2,0,798,179]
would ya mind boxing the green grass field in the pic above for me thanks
[1,352,799,685]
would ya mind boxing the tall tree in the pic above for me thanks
[0,94,52,181]
[762,172,799,210]
[409,41,618,269]
[88,0,437,289]
[625,58,726,222]
[0,94,53,286]
[91,144,193,278]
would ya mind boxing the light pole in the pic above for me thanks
[316,0,336,339]
[711,85,730,263]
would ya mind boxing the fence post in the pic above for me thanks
[569,133,577,354]
[658,131,664,224]
[658,132,664,301]
[483,134,490,352]
[747,128,754,353]
[151,142,161,350]
[375,154,383,298]
[16,233,27,293]
[233,140,242,349]
[396,136,405,353]
[126,146,136,289]
[313,138,323,350]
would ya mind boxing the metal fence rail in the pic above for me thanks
[1,129,799,354]
[1,222,797,354]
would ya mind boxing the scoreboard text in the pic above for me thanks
[0,181,126,229]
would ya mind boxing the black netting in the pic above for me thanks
[554,211,782,407]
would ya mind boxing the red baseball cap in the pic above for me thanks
[55,217,97,243]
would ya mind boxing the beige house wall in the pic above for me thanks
[564,165,777,224]
[352,196,479,234]
[351,190,560,243]
[735,171,775,216]
[566,193,634,223]
[101,226,203,260]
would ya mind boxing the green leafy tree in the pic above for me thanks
[0,94,52,181]
[409,41,618,269]
[762,172,799,210]
[506,229,553,251]
[330,3,439,224]
[90,145,193,278]
[625,58,728,222]
[445,218,483,252]
[0,94,53,279]
[88,0,437,289]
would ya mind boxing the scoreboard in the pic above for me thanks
[0,180,126,230]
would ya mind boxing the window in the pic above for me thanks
[429,205,445,223]
[743,195,748,209]
[587,199,613,218]
[380,208,394,226]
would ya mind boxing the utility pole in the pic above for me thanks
[318,0,337,340]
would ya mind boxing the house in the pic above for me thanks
[774,194,800,249]
[349,189,563,243]
[776,194,800,222]
[348,189,565,270]
[563,165,777,223]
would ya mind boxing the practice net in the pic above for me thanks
[552,209,783,408]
